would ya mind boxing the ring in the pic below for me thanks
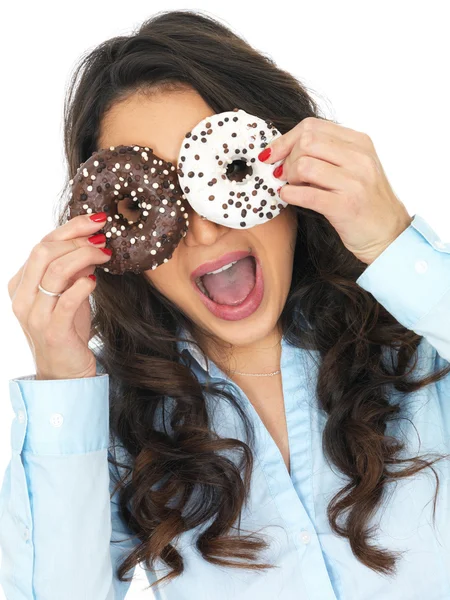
[38,283,63,297]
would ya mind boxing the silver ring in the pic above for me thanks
[38,283,63,297]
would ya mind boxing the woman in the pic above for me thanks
[2,9,450,600]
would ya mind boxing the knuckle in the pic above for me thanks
[301,117,316,132]
[300,130,314,151]
[31,242,52,262]
[47,259,65,278]
[297,155,312,178]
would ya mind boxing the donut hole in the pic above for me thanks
[116,194,141,222]
[225,158,253,184]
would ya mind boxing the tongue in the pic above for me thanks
[201,256,256,305]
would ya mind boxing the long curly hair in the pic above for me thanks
[56,9,450,591]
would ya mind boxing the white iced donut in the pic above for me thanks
[177,108,289,228]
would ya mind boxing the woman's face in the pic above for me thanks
[98,86,298,349]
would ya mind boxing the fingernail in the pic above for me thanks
[258,147,272,162]
[273,165,283,179]
[90,212,107,222]
[100,248,112,256]
[88,274,96,282]
[88,233,106,245]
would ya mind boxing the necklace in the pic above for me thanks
[231,369,281,377]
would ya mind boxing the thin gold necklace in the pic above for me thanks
[231,369,281,377]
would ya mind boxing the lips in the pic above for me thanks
[190,249,254,282]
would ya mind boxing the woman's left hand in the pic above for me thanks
[260,117,413,265]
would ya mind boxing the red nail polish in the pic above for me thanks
[273,165,283,179]
[88,274,96,282]
[258,147,272,162]
[90,212,107,222]
[88,233,106,245]
[100,248,112,256]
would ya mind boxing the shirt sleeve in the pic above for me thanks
[0,373,140,599]
[356,213,450,364]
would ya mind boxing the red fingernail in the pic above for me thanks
[100,248,112,256]
[258,147,272,162]
[88,274,96,282]
[88,233,106,245]
[273,165,283,178]
[90,212,107,222]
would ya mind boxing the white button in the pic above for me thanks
[23,527,30,541]
[299,530,311,544]
[49,413,64,428]
[415,260,428,274]
[434,240,447,250]
[17,410,25,423]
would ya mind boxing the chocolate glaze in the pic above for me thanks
[68,145,190,275]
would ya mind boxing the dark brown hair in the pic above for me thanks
[56,9,450,591]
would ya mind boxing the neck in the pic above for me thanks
[194,323,283,379]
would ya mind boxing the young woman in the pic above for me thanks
[2,9,450,600]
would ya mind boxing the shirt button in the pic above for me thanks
[415,260,428,274]
[49,413,64,428]
[299,530,311,544]
[434,240,447,250]
[17,410,25,423]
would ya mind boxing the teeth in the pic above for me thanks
[205,260,238,276]
[196,277,211,299]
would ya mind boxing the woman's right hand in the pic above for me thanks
[7,212,113,380]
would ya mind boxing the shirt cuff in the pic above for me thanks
[8,374,109,455]
[356,213,450,330]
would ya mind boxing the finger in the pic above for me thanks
[8,263,26,301]
[279,184,335,217]
[13,240,109,325]
[281,156,350,191]
[31,245,111,321]
[40,211,108,243]
[41,275,96,342]
[259,117,368,165]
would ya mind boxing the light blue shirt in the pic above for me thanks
[1,213,450,599]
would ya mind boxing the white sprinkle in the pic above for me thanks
[106,232,112,238]
[156,242,161,247]
[114,191,118,195]
[159,207,165,213]
[119,177,124,181]
[158,160,163,165]
[138,223,143,229]
[130,238,136,244]
[114,214,119,219]
[94,161,99,167]
[143,211,148,216]
[83,168,89,177]
[116,231,121,236]
[151,250,156,255]
[104,267,109,272]
[163,169,169,175]
[133,146,139,151]
[162,199,168,204]
[124,182,128,187]
[184,213,188,218]
[176,200,181,205]
[137,187,143,192]
[153,159,157,164]
[83,204,88,209]
[152,265,157,270]
[69,179,73,185]
[107,216,113,222]
[170,166,175,170]
[152,231,157,236]
[69,192,73,198]
[180,206,185,211]
[120,225,125,230]
[114,184,121,190]
[169,184,175,189]
[152,183,159,189]
[112,168,116,172]
[186,220,189,226]
[140,235,146,241]
[111,227,117,233]
[142,152,148,161]
[115,163,120,169]
[87,185,93,191]
[109,146,115,150]
[170,211,176,217]
[125,163,131,169]
[163,258,168,263]
[150,168,156,173]
[145,147,149,151]
[131,190,136,196]
[87,208,92,213]
[90,175,96,180]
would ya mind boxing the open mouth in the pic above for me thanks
[195,255,257,305]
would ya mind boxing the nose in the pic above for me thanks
[183,209,227,247]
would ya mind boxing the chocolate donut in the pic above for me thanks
[177,108,289,228]
[68,145,190,275]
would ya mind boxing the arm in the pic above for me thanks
[356,213,450,363]
[0,373,139,599]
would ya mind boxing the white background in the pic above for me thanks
[1,1,449,597]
